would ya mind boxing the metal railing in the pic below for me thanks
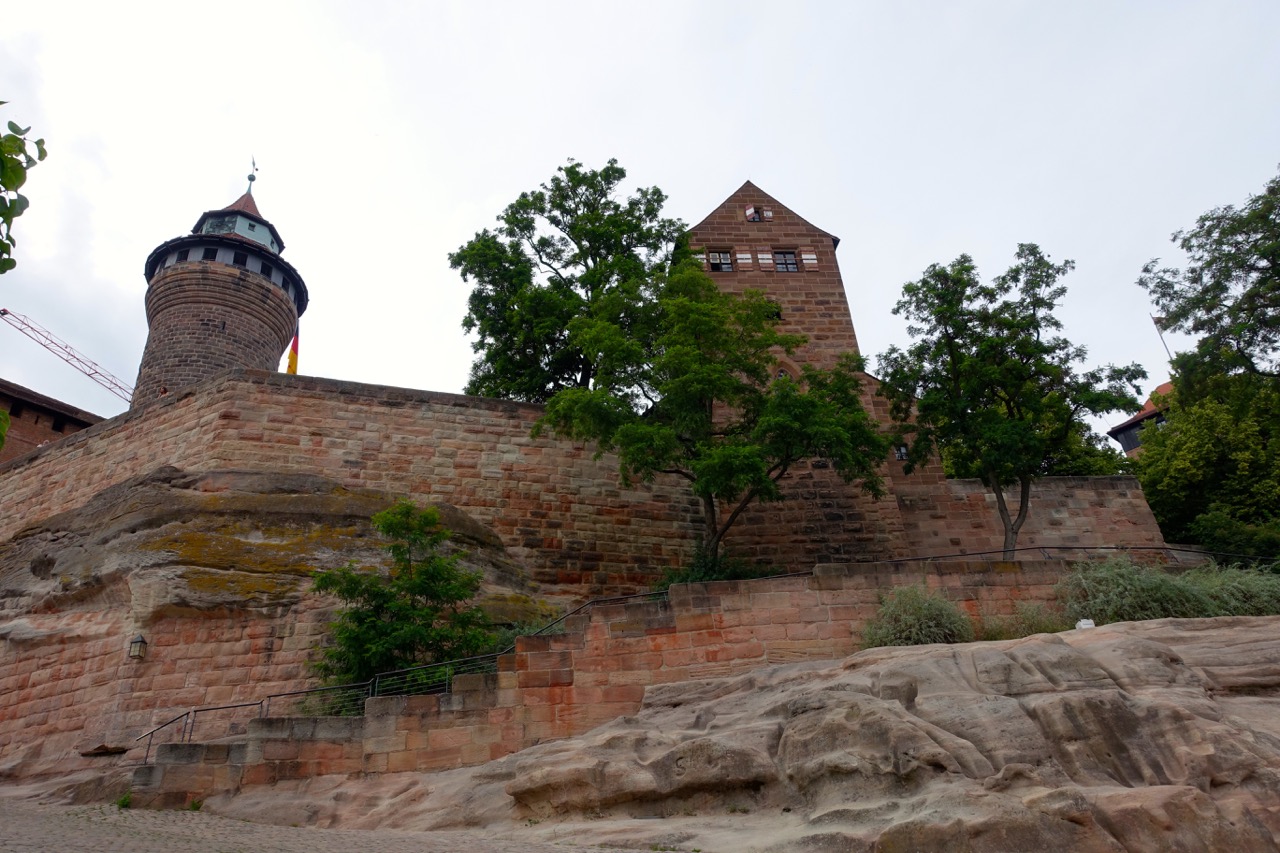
[134,548,1257,762]
[134,588,669,762]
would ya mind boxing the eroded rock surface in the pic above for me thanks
[0,466,541,622]
[209,617,1280,852]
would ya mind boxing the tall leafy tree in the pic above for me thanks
[1,104,47,275]
[1136,380,1280,557]
[1138,168,1280,379]
[312,501,494,685]
[1135,170,1280,558]
[451,159,684,402]
[878,245,1145,558]
[538,262,888,563]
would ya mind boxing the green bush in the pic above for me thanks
[1058,556,1280,625]
[974,602,1071,641]
[861,585,974,649]
[1187,511,1280,561]
[654,545,776,590]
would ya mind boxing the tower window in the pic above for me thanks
[773,251,799,272]
[202,248,218,261]
[247,223,257,231]
[232,251,248,267]
[260,261,273,279]
[708,250,733,272]
[176,249,189,262]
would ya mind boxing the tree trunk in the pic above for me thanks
[988,474,1034,560]
[700,493,721,564]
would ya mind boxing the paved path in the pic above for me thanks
[0,798,640,853]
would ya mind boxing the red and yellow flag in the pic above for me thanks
[287,326,299,375]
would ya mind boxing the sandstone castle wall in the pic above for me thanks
[130,559,1069,803]
[1,370,1165,593]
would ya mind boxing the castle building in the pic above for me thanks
[131,184,308,408]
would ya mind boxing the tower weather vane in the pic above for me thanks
[247,157,258,194]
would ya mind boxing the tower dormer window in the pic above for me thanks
[176,249,189,262]
[260,261,273,279]
[202,248,218,261]
[247,223,257,232]
[232,251,248,267]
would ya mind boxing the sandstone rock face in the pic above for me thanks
[0,467,542,781]
[208,617,1280,852]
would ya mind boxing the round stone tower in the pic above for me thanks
[131,183,308,409]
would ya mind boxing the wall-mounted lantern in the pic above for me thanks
[128,635,148,660]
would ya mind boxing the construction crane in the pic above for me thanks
[1,307,134,402]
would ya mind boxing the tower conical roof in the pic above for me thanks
[221,191,262,218]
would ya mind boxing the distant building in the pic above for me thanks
[0,378,102,463]
[1107,381,1173,457]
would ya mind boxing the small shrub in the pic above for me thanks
[974,603,1071,641]
[1058,556,1280,625]
[115,792,132,809]
[861,585,974,649]
[1058,557,1213,625]
[188,799,203,811]
[654,545,775,590]
[1182,563,1280,616]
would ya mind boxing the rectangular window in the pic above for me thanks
[201,248,218,261]
[232,251,248,267]
[773,251,799,272]
[708,250,733,272]
[247,223,257,231]
[176,249,190,262]
[260,261,273,279]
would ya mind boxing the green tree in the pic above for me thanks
[1,105,47,275]
[1136,379,1280,558]
[537,261,888,564]
[1138,168,1280,379]
[0,409,8,453]
[878,245,1146,558]
[312,500,494,685]
[451,159,684,403]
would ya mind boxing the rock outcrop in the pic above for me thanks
[0,467,547,782]
[206,617,1280,852]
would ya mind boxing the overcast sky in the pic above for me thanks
[3,1,1278,441]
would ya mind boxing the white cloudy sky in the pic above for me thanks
[3,1,1278,439]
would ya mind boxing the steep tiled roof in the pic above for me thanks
[1108,381,1175,435]
[221,191,262,218]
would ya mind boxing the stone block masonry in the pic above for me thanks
[0,370,1166,595]
[133,559,1074,805]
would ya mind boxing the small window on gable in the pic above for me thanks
[202,248,218,261]
[8,401,24,418]
[708,250,733,272]
[895,445,910,462]
[773,251,799,272]
[52,417,66,434]
[232,251,248,267]
[745,205,761,222]
[260,261,274,279]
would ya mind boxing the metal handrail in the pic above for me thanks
[131,546,1251,762]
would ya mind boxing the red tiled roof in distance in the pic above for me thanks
[1108,381,1175,433]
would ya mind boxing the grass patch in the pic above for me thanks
[654,546,776,590]
[974,602,1071,641]
[1058,556,1280,625]
[861,585,974,649]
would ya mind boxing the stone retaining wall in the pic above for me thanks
[133,559,1070,805]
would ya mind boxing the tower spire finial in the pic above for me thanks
[247,156,258,194]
